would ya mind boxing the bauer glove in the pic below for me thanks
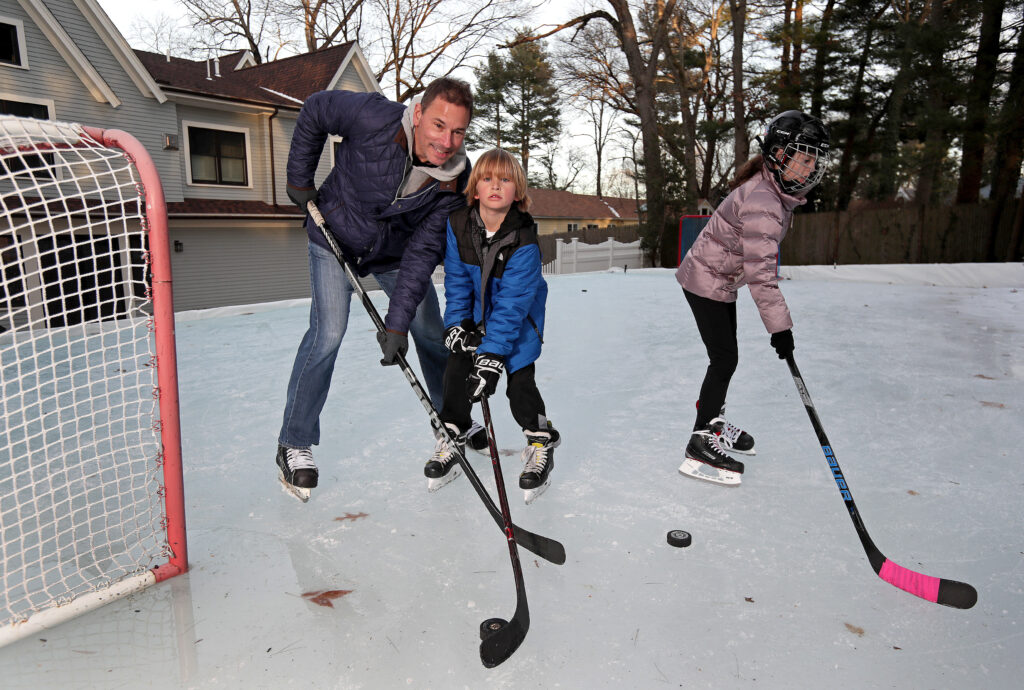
[444,318,482,354]
[377,329,408,366]
[770,329,794,360]
[467,353,504,402]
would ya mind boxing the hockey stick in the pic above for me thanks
[785,354,977,609]
[477,395,529,667]
[306,201,565,566]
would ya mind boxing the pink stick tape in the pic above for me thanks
[879,559,940,602]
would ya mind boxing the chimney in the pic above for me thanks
[214,56,221,77]
[206,58,212,80]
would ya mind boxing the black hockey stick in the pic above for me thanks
[306,202,565,566]
[477,395,529,667]
[785,354,977,609]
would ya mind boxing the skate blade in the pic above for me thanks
[722,444,756,456]
[278,474,311,502]
[678,457,742,486]
[427,465,463,493]
[522,477,551,504]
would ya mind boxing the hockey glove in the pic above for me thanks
[770,329,794,360]
[467,354,505,402]
[444,318,482,354]
[377,329,409,366]
[286,183,318,211]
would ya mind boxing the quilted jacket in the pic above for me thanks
[675,167,806,334]
[287,90,470,333]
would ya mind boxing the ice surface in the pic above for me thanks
[1,266,1021,688]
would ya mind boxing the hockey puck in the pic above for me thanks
[480,617,507,640]
[667,530,692,548]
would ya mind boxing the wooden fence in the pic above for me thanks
[782,200,1021,265]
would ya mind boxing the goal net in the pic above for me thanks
[0,116,186,646]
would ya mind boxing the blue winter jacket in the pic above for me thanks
[287,90,470,333]
[443,206,547,373]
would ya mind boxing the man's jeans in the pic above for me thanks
[279,241,447,448]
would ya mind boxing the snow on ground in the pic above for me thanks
[1,265,1022,688]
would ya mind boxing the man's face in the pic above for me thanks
[412,97,471,166]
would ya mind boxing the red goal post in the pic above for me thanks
[0,116,187,646]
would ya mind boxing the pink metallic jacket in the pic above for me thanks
[675,167,806,334]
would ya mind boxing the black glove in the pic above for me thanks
[444,318,481,354]
[770,329,794,360]
[286,183,318,211]
[377,329,408,366]
[467,353,504,402]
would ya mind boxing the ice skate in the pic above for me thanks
[276,445,318,502]
[425,423,465,492]
[465,420,489,454]
[710,416,756,455]
[679,427,744,486]
[519,427,560,504]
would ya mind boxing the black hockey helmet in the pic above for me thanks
[757,110,831,195]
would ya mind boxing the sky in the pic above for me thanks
[1,264,1021,687]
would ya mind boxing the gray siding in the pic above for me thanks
[168,220,310,310]
[0,0,182,200]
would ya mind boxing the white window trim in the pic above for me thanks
[0,16,29,70]
[0,91,54,117]
[0,92,59,180]
[182,119,254,189]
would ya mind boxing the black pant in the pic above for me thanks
[440,353,548,433]
[684,289,738,431]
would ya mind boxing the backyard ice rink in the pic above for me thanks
[1,264,1022,688]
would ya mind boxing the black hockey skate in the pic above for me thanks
[519,427,560,504]
[679,427,744,486]
[276,445,318,502]
[425,423,465,492]
[466,420,489,453]
[711,416,756,455]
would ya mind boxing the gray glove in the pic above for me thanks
[286,183,318,211]
[377,329,408,366]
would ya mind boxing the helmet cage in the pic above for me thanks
[765,140,830,195]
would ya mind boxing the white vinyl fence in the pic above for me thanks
[542,236,648,275]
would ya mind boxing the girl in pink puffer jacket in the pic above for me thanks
[676,110,831,486]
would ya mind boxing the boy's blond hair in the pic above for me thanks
[465,148,532,212]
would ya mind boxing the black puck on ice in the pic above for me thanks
[480,617,507,640]
[667,530,692,548]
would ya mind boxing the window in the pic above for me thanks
[1,18,27,68]
[567,223,579,232]
[185,124,250,186]
[0,98,54,177]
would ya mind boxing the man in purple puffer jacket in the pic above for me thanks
[676,110,831,486]
[275,78,482,501]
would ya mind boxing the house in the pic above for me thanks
[1,0,380,311]
[527,187,640,235]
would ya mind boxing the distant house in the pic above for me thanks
[1,0,380,311]
[527,188,640,235]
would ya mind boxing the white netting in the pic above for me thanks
[1,116,171,631]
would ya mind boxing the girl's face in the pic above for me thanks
[475,169,519,215]
[776,148,818,184]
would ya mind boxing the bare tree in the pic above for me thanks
[129,12,208,58]
[513,0,679,265]
[728,0,749,165]
[181,0,285,63]
[292,0,367,53]
[363,0,531,102]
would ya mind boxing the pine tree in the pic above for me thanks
[469,32,561,180]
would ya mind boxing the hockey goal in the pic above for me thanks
[0,116,187,646]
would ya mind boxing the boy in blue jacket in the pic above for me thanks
[425,148,559,503]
